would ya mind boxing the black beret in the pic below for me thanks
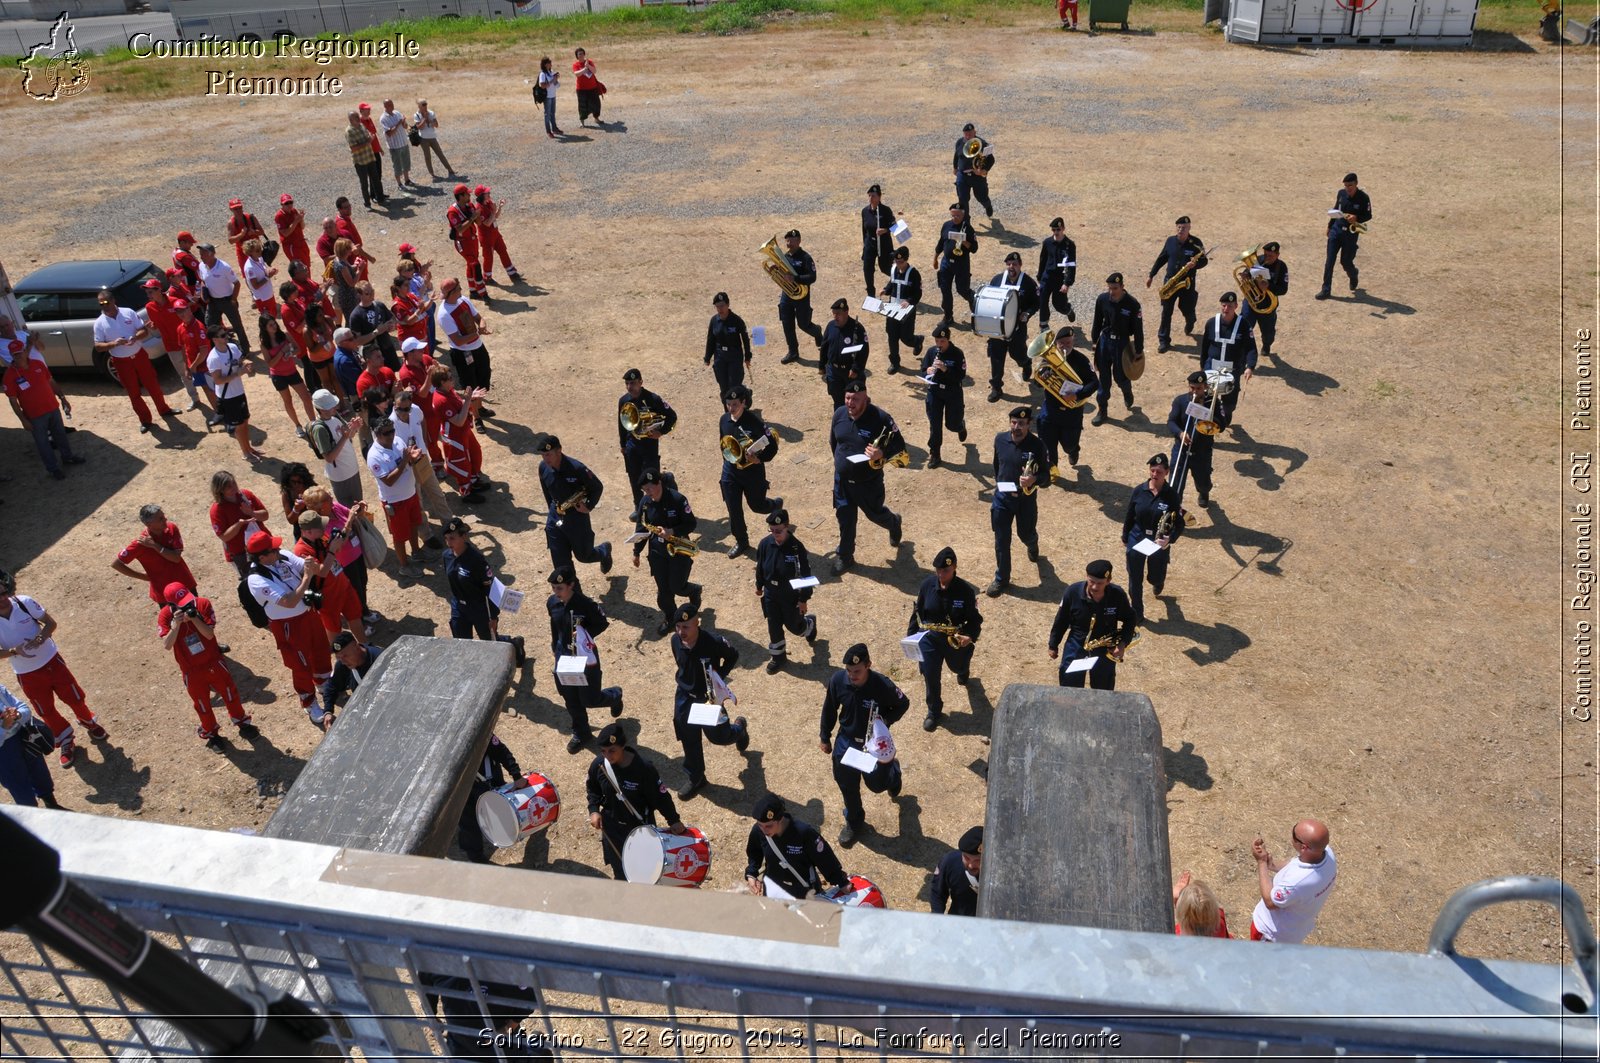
[622,367,642,382]
[1218,291,1238,304]
[1175,215,1191,225]
[1049,216,1065,229]
[783,228,801,239]
[931,323,951,338]
[958,825,984,855]
[1148,453,1170,468]
[330,631,358,653]
[723,384,752,404]
[1343,172,1358,183]
[1187,370,1206,385]
[949,202,964,212]
[442,516,472,536]
[1262,241,1280,252]
[766,508,789,526]
[933,546,957,569]
[754,794,786,822]
[843,642,870,666]
[673,603,698,624]
[1086,559,1113,579]
[1106,272,1124,285]
[1009,405,1032,420]
[548,565,576,585]
[962,122,975,132]
[712,291,729,304]
[867,183,882,194]
[893,246,910,260]
[536,434,561,453]
[637,469,662,487]
[843,380,866,394]
[1004,252,1022,264]
[598,722,626,748]
[830,298,849,312]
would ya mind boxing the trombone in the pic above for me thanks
[1166,368,1232,522]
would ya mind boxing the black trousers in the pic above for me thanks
[599,811,646,879]
[1038,402,1084,467]
[648,550,699,622]
[861,243,892,295]
[834,476,897,562]
[674,700,743,784]
[1059,640,1117,690]
[884,310,922,369]
[711,355,746,396]
[986,333,1030,390]
[1170,437,1214,500]
[1038,283,1074,328]
[204,296,251,352]
[831,735,900,828]
[1125,542,1170,621]
[955,172,993,216]
[1322,231,1359,291]
[546,511,606,569]
[926,387,965,455]
[1243,305,1278,355]
[448,343,490,391]
[622,442,660,515]
[779,297,822,357]
[577,88,603,121]
[938,262,975,321]
[1158,287,1199,344]
[354,159,385,206]
[763,594,811,657]
[991,500,1037,585]
[457,780,494,862]
[1094,333,1135,408]
[919,636,974,716]
[555,660,621,739]
[721,469,778,548]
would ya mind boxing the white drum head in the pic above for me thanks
[476,790,522,849]
[622,826,666,884]
[973,285,1019,339]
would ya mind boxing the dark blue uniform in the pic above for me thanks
[820,315,870,409]
[1148,235,1207,347]
[320,641,384,710]
[820,667,910,830]
[720,409,781,551]
[755,531,815,662]
[743,817,847,898]
[704,310,753,396]
[1122,480,1184,623]
[457,733,521,863]
[539,456,610,571]
[444,543,518,647]
[984,270,1041,395]
[1321,187,1371,294]
[952,136,994,217]
[880,263,924,370]
[930,849,979,915]
[585,746,677,879]
[547,588,622,742]
[1035,233,1078,328]
[907,574,982,723]
[635,486,701,626]
[617,388,677,516]
[861,200,896,295]
[1090,290,1143,411]
[830,403,905,566]
[1168,388,1230,503]
[778,246,822,361]
[1037,345,1097,470]
[1242,256,1288,356]
[921,341,968,462]
[1049,580,1137,691]
[935,220,978,323]
[991,430,1050,586]
[1199,310,1257,419]
[670,626,745,786]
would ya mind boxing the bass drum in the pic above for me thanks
[972,285,1019,340]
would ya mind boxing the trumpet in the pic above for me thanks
[1082,614,1139,663]
[1233,246,1279,316]
[1343,214,1369,235]
[720,426,760,469]
[1158,246,1209,302]
[1020,455,1040,496]
[649,525,699,558]
[758,235,809,301]
[919,621,968,649]
[947,224,971,259]
[553,489,587,528]
[964,136,992,178]
[868,424,910,470]
[620,402,667,440]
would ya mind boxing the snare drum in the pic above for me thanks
[819,875,886,908]
[622,825,711,887]
[475,771,561,849]
[972,285,1019,340]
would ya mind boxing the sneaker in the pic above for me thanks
[400,562,424,578]
[804,614,818,645]
[185,401,200,412]
[888,516,903,547]
[205,733,227,754]
[566,733,589,755]
[735,717,750,752]
[766,655,787,675]
[985,579,1005,598]
[296,425,308,439]
[599,542,614,574]
[511,635,527,666]
[508,268,523,281]
[922,713,940,733]
[86,722,109,742]
[677,777,706,800]
[237,721,260,738]
[838,823,858,848]
[59,741,77,767]
[362,610,382,626]
[139,423,152,434]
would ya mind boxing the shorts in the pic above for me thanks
[253,297,280,318]
[1248,922,1269,941]
[189,366,210,389]
[270,372,300,392]
[217,392,250,428]
[383,493,422,545]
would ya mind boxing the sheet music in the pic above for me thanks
[789,576,820,589]
[555,655,590,686]
[841,746,880,773]
[841,344,865,355]
[687,702,725,726]
[488,578,523,613]
[1186,400,1211,420]
[1132,538,1162,557]
[861,296,885,315]
[1065,656,1097,674]
[900,632,927,662]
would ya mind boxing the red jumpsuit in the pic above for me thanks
[448,201,488,299]
[275,206,313,267]
[475,193,519,280]
[432,386,482,491]
[157,597,247,738]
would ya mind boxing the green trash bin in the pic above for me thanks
[1088,0,1131,31]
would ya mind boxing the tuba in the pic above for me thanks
[868,424,911,470]
[1028,330,1090,409]
[720,426,760,469]
[758,235,808,301]
[1158,246,1208,302]
[964,137,992,178]
[620,402,666,440]
[1233,246,1279,316]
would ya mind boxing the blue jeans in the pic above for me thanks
[0,733,54,806]
[543,94,558,134]
[27,409,74,473]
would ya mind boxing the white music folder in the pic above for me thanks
[861,296,886,316]
[840,746,880,773]
[891,219,911,245]
[1132,538,1162,557]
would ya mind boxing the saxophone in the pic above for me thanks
[553,490,587,527]
[649,525,699,558]
[1158,245,1208,301]
[1081,613,1137,663]
[918,621,965,648]
[868,424,911,470]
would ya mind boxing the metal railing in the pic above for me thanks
[1,806,1595,1061]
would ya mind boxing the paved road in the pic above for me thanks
[0,11,176,58]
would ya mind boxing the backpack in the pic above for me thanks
[307,419,336,459]
[237,571,271,630]
[533,83,548,104]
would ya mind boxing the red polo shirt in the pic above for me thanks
[3,357,60,419]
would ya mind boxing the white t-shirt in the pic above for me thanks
[378,109,408,148]
[0,595,60,676]
[436,297,484,351]
[92,307,144,359]
[367,438,417,504]
[318,415,362,483]
[206,342,247,400]
[199,258,238,300]
[538,69,560,95]
[1251,847,1338,943]
[413,109,440,139]
[247,553,311,620]
[389,408,428,453]
[243,256,274,302]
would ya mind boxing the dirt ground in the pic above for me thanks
[0,9,1593,985]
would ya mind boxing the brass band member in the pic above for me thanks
[860,183,896,297]
[669,605,749,800]
[951,122,994,218]
[880,246,924,373]
[719,385,783,558]
[633,470,701,637]
[934,204,978,327]
[1036,216,1078,329]
[820,298,870,410]
[922,323,968,469]
[704,291,753,396]
[988,406,1049,598]
[1318,172,1371,299]
[1146,215,1207,353]
[1037,327,1097,476]
[1048,559,1137,691]
[776,229,822,364]
[1121,453,1183,625]
[538,434,614,575]
[908,547,982,733]
[1089,272,1143,426]
[1169,370,1230,510]
[754,508,817,674]
[984,252,1040,404]
[546,566,624,754]
[1244,241,1287,357]
[1198,291,1256,423]
[829,381,906,575]
[821,643,910,848]
[586,722,686,880]
[617,367,678,522]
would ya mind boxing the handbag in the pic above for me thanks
[596,80,607,96]
[20,717,56,757]
[262,238,281,265]
[352,513,389,567]
[866,706,896,765]
[408,127,422,146]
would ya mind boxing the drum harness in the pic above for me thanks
[764,833,817,895]
[601,760,645,823]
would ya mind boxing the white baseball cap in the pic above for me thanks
[312,389,339,411]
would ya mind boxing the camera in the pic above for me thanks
[176,603,200,619]
[303,590,324,610]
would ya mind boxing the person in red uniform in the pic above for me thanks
[157,582,255,751]
[172,231,203,291]
[225,198,267,273]
[447,184,488,301]
[397,338,442,465]
[291,511,367,639]
[245,531,335,729]
[473,185,522,285]
[92,290,176,431]
[112,504,197,609]
[275,193,312,267]
[354,346,396,399]
[0,573,109,766]
[389,276,428,347]
[141,277,199,411]
[172,299,220,425]
[3,344,79,478]
[333,197,376,280]
[356,102,387,196]
[209,470,270,578]
[430,362,487,500]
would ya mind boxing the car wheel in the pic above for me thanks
[239,32,262,43]
[95,351,123,387]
